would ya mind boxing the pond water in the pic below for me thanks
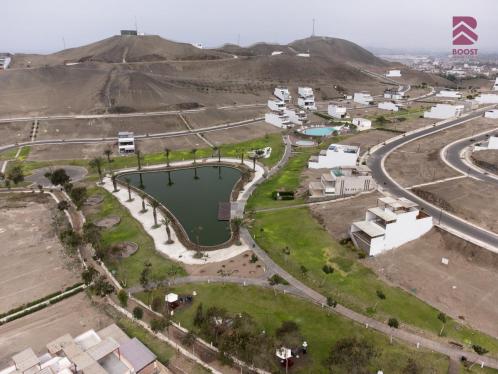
[120,166,241,246]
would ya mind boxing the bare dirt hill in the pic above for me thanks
[11,35,232,68]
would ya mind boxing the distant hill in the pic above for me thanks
[11,35,232,68]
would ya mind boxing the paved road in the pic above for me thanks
[444,130,498,185]
[367,107,498,251]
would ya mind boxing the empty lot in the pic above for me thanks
[385,118,498,187]
[0,293,112,366]
[365,228,498,338]
[0,193,80,313]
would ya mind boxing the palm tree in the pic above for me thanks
[139,192,148,213]
[90,157,104,184]
[164,148,171,167]
[111,173,118,192]
[191,148,198,165]
[239,148,245,164]
[191,148,199,179]
[232,217,243,244]
[125,177,133,201]
[212,146,222,163]
[251,155,257,171]
[149,199,160,228]
[103,148,113,164]
[136,150,142,171]
[161,217,174,244]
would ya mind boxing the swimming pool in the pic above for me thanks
[301,126,341,136]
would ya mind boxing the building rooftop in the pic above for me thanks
[97,325,130,345]
[368,207,397,222]
[12,349,39,372]
[86,338,119,361]
[352,221,385,237]
[119,338,157,372]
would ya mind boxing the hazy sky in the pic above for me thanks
[2,0,498,54]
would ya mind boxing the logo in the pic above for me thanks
[452,16,478,55]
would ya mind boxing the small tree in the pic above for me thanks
[89,157,104,184]
[117,289,128,307]
[149,200,160,228]
[437,312,447,323]
[70,186,88,209]
[473,344,489,355]
[136,150,142,170]
[193,303,205,327]
[140,192,148,213]
[45,168,70,186]
[7,166,24,185]
[104,147,113,164]
[161,217,174,244]
[182,331,196,347]
[125,177,133,201]
[133,306,143,320]
[151,317,169,333]
[376,290,386,300]
[327,296,337,307]
[140,262,152,290]
[388,318,399,328]
[57,200,70,211]
[164,148,171,167]
[82,266,98,285]
[191,148,198,165]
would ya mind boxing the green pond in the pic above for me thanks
[120,166,241,246]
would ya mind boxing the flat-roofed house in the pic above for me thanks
[308,144,359,169]
[118,338,157,374]
[118,132,135,154]
[308,166,376,198]
[350,197,432,256]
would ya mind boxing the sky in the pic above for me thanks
[2,0,498,54]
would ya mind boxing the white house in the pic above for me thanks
[474,133,498,150]
[493,78,498,91]
[297,87,317,110]
[297,53,310,58]
[308,144,359,169]
[118,131,135,154]
[484,109,498,119]
[309,166,376,198]
[352,118,372,131]
[475,94,498,104]
[192,42,204,49]
[353,92,374,106]
[265,110,291,128]
[436,90,462,99]
[386,70,401,77]
[384,89,404,100]
[284,107,307,125]
[423,104,464,119]
[271,51,283,56]
[328,104,347,119]
[274,87,292,102]
[350,196,433,256]
[267,98,286,112]
[0,57,11,70]
[378,102,399,112]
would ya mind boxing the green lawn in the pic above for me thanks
[0,148,19,161]
[460,366,498,373]
[136,284,449,374]
[85,187,186,287]
[250,208,498,357]
[117,318,175,364]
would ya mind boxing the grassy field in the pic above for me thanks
[136,284,450,374]
[250,208,498,357]
[85,187,186,287]
[117,317,175,364]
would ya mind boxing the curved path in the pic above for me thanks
[367,106,498,252]
[442,129,498,184]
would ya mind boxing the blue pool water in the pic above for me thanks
[302,127,341,136]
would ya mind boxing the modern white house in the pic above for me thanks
[328,104,347,119]
[484,109,498,119]
[284,107,307,125]
[350,196,433,256]
[383,89,404,100]
[378,102,399,112]
[436,90,462,99]
[308,144,359,169]
[353,92,374,106]
[386,70,402,77]
[297,87,317,110]
[0,56,11,70]
[267,98,286,112]
[352,118,372,131]
[493,77,498,91]
[423,104,464,119]
[265,109,291,128]
[474,133,498,150]
[274,87,292,102]
[475,94,498,104]
[309,165,376,198]
[118,131,135,154]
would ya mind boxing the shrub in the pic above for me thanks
[268,274,289,286]
[472,344,489,355]
[376,290,386,300]
[250,254,258,263]
[437,312,447,323]
[357,251,366,259]
[151,296,164,312]
[133,306,143,320]
[150,317,169,333]
[117,290,128,307]
[327,297,337,308]
[322,264,334,274]
[388,318,399,328]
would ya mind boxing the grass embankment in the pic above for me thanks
[85,187,186,287]
[136,284,449,374]
[6,134,285,177]
[250,208,498,356]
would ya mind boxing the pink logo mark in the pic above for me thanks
[453,16,478,45]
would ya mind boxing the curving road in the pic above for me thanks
[443,130,498,185]
[367,106,498,252]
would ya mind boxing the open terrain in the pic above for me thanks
[0,293,112,367]
[366,229,498,338]
[386,117,498,187]
[472,149,498,174]
[0,193,81,313]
